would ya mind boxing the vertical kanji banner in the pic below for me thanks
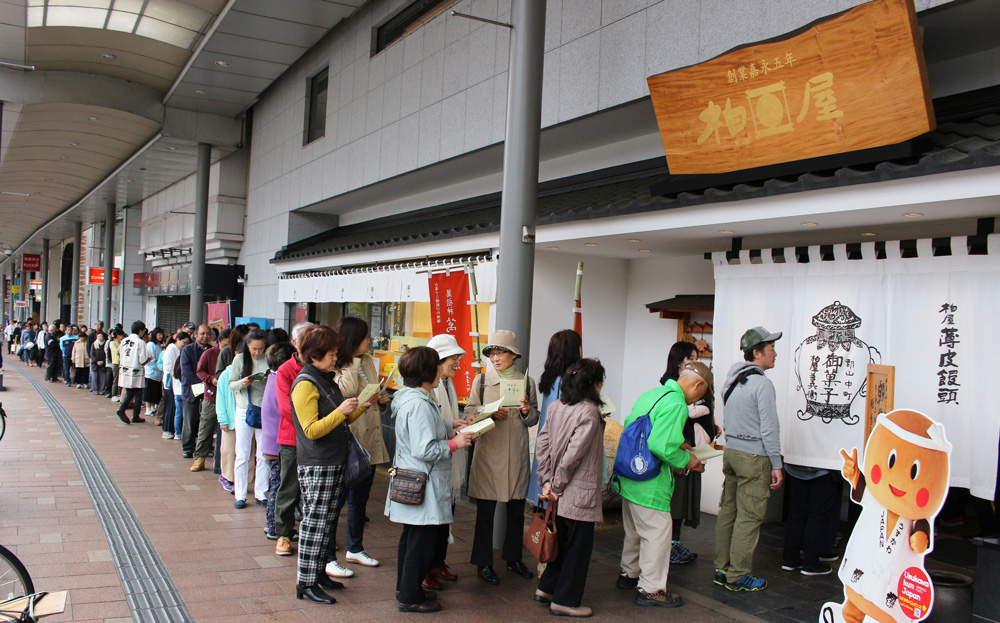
[429,270,474,398]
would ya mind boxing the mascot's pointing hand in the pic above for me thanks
[840,448,860,489]
[910,530,929,554]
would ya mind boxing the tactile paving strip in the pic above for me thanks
[17,367,194,622]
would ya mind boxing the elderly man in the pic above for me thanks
[116,321,149,424]
[713,327,784,593]
[180,324,212,459]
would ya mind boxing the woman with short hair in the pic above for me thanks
[292,325,375,605]
[386,346,474,613]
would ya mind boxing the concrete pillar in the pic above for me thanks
[102,203,115,331]
[20,263,28,324]
[190,142,210,324]
[71,221,82,325]
[40,239,49,322]
[494,0,546,373]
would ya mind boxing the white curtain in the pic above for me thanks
[713,236,1000,498]
[278,260,497,304]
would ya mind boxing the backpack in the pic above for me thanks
[613,390,674,482]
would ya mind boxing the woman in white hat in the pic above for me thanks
[465,329,539,585]
[424,334,470,589]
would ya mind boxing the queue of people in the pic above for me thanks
[6,313,799,617]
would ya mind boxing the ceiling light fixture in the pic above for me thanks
[68,142,79,146]
[639,249,651,253]
[125,179,133,183]
[861,232,877,237]
[585,243,598,247]
[904,212,923,218]
[194,89,206,95]
[58,155,69,160]
[214,60,231,67]
[547,246,559,250]
[102,53,117,61]
[626,238,641,243]
[719,229,735,234]
[0,191,29,196]
[165,146,177,151]
[139,167,147,171]
[87,116,99,121]
[801,222,819,227]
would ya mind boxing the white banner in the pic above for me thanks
[278,260,498,304]
[713,236,1000,498]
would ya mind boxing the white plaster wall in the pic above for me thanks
[121,205,145,327]
[527,251,629,414]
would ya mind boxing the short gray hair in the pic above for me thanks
[291,321,314,343]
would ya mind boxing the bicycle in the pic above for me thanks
[0,544,33,601]
[0,403,6,442]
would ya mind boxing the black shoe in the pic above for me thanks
[316,574,344,590]
[506,561,532,579]
[116,411,130,424]
[477,566,500,585]
[296,583,335,604]
[182,452,193,459]
[616,572,639,590]
[398,600,441,613]
[396,589,437,600]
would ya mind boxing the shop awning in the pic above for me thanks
[646,294,715,320]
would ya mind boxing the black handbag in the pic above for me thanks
[298,372,374,489]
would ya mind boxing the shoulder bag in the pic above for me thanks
[524,499,558,563]
[244,378,262,428]
[298,372,374,488]
[388,466,428,505]
[612,390,673,482]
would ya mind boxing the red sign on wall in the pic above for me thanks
[22,254,40,272]
[428,270,474,398]
[88,267,120,285]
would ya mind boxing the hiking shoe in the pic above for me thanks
[726,574,767,592]
[670,540,697,565]
[634,589,682,608]
[713,569,727,586]
[781,560,802,571]
[801,564,832,576]
[616,572,638,590]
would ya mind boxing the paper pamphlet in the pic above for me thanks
[499,378,527,408]
[191,383,205,397]
[691,444,723,461]
[472,398,504,423]
[380,363,397,390]
[463,417,495,438]
[599,396,616,415]
[248,371,268,382]
[356,383,381,406]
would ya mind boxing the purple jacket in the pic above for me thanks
[261,373,280,457]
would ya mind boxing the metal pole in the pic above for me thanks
[102,202,115,331]
[494,0,545,373]
[71,221,82,325]
[20,264,28,324]
[190,142,210,324]
[40,239,49,322]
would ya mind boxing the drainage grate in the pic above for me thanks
[16,368,194,623]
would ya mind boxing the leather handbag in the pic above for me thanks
[524,499,558,563]
[389,467,428,505]
[343,428,373,489]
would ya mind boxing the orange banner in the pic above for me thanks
[428,270,474,398]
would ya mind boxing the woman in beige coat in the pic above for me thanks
[71,334,90,388]
[535,359,607,617]
[465,330,539,585]
[329,316,391,576]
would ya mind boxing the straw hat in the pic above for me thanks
[482,329,521,358]
[427,334,466,359]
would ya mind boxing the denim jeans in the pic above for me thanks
[161,385,176,434]
[173,394,184,438]
[328,468,376,559]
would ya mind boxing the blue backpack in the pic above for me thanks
[613,390,674,481]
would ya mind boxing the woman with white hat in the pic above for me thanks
[424,333,470,589]
[465,330,539,585]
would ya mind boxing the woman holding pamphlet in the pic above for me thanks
[385,346,474,613]
[535,358,608,617]
[326,316,391,577]
[228,329,270,509]
[465,330,539,585]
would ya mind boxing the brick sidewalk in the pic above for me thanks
[0,360,753,623]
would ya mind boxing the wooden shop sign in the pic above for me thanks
[647,0,934,174]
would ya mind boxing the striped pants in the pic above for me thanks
[296,464,345,586]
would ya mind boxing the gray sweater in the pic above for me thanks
[721,361,782,469]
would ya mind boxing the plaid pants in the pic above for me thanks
[297,463,345,586]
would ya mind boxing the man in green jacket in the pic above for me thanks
[617,362,710,608]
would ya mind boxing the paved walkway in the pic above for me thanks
[0,358,977,622]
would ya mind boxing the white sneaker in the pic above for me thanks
[325,560,355,578]
[146,408,153,416]
[162,431,173,439]
[112,396,120,402]
[173,434,181,440]
[345,550,380,567]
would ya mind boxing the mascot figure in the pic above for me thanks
[822,409,951,623]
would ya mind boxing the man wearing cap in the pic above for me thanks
[713,326,784,592]
[616,362,710,608]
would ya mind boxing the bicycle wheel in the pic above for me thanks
[0,544,33,601]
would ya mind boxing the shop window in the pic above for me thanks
[304,68,328,145]
[372,0,458,55]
